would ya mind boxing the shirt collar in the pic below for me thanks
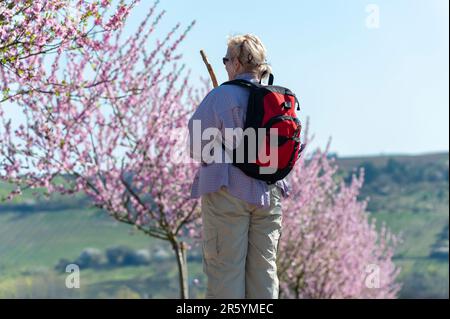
[234,72,259,83]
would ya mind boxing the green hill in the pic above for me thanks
[335,152,449,298]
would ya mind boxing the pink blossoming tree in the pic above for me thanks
[1,0,199,299]
[278,129,401,298]
[1,0,138,103]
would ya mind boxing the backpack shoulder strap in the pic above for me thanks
[263,73,274,85]
[221,72,274,88]
[220,79,260,89]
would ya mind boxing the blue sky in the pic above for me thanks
[4,0,447,157]
[128,0,449,157]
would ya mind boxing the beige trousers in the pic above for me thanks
[201,184,282,299]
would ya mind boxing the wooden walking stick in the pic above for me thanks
[200,49,219,88]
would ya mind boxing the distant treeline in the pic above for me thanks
[347,157,449,185]
[0,195,92,214]
[54,245,202,271]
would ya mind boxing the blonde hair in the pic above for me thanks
[227,33,272,82]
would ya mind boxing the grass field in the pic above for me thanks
[0,208,207,298]
[374,208,448,298]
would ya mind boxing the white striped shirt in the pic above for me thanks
[188,72,290,207]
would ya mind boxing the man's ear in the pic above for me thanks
[233,59,241,72]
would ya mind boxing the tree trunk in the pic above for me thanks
[173,241,189,299]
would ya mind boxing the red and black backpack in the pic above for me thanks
[220,74,306,184]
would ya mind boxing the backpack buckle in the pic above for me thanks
[281,101,292,109]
